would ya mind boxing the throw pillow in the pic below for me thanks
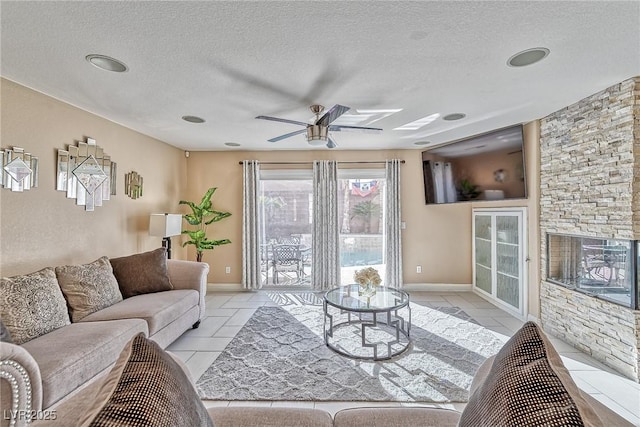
[458,321,603,427]
[109,248,173,298]
[0,320,13,343]
[55,257,123,322]
[79,333,214,427]
[0,268,70,344]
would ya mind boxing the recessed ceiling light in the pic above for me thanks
[182,115,205,123]
[85,54,128,72]
[414,141,431,146]
[507,47,550,67]
[443,113,466,121]
[224,142,241,147]
[394,113,440,130]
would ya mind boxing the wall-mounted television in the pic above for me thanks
[422,124,527,204]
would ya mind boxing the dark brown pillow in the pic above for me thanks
[79,333,214,427]
[459,321,603,427]
[109,248,173,298]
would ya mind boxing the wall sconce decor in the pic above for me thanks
[1,147,38,192]
[125,171,143,199]
[56,137,116,211]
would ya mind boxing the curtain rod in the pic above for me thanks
[238,160,405,165]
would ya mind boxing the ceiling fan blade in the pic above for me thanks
[329,124,383,133]
[268,129,307,143]
[326,137,337,149]
[316,104,350,127]
[256,115,308,127]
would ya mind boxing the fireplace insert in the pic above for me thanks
[547,233,639,309]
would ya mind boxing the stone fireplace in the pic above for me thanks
[540,77,640,381]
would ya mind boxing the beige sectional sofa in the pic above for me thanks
[2,254,633,426]
[0,256,208,426]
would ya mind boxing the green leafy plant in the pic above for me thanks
[179,187,231,262]
[457,179,481,201]
[350,201,380,233]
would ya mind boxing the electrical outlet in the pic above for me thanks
[416,265,422,273]
[225,266,231,274]
[401,221,406,230]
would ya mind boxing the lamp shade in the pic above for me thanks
[149,213,182,237]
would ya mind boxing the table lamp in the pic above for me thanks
[149,213,182,259]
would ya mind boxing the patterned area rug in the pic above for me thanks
[196,301,506,403]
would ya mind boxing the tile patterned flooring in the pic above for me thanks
[167,290,640,424]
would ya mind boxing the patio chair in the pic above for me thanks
[272,244,303,284]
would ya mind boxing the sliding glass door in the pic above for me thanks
[257,168,387,288]
[259,170,313,288]
[337,169,386,285]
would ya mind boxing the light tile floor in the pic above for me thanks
[167,290,640,424]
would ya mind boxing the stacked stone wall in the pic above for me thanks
[539,77,640,381]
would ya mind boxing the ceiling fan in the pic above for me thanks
[256,104,382,149]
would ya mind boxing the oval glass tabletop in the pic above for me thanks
[324,284,409,312]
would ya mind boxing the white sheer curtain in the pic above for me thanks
[241,160,261,290]
[444,162,457,203]
[385,159,403,288]
[431,161,445,203]
[312,160,340,291]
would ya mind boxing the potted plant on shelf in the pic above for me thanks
[180,187,231,262]
[457,179,481,201]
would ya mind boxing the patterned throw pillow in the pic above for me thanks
[458,321,604,427]
[79,333,214,427]
[109,248,173,298]
[0,320,13,343]
[55,257,123,322]
[0,268,71,344]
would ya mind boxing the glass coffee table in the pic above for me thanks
[323,284,411,360]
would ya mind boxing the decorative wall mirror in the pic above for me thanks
[56,137,116,211]
[125,171,143,199]
[1,146,38,192]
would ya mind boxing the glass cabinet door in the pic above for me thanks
[495,215,520,309]
[473,209,526,318]
[474,215,492,294]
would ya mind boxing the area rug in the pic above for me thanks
[196,302,507,403]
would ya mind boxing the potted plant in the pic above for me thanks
[180,187,231,262]
[457,179,481,201]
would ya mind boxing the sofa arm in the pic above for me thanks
[167,259,209,321]
[1,342,43,426]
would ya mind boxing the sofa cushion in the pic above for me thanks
[207,407,332,427]
[334,408,461,427]
[109,248,173,298]
[55,256,123,322]
[0,267,70,344]
[79,290,198,336]
[21,318,147,409]
[458,321,604,427]
[79,333,213,427]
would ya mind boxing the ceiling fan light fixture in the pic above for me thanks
[306,125,328,146]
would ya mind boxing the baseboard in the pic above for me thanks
[527,313,539,323]
[206,283,473,293]
[207,283,243,292]
[401,283,473,292]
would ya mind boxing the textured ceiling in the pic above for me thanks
[2,1,639,151]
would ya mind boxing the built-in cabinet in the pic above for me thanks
[473,208,527,319]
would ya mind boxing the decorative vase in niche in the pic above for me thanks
[358,281,377,298]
